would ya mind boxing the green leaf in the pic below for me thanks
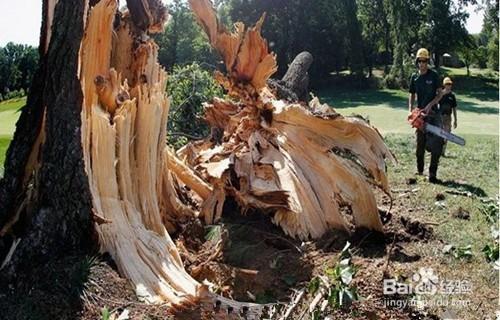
[205,225,221,241]
[339,288,356,308]
[328,286,340,307]
[308,277,320,295]
[340,241,352,259]
[340,266,354,285]
[312,309,321,320]
[483,244,499,262]
[453,245,473,259]
[325,266,337,277]
[101,307,111,320]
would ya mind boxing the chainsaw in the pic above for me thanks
[408,109,466,146]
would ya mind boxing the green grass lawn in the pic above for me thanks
[318,66,498,135]
[0,136,10,176]
[0,97,26,175]
[0,97,24,137]
[383,133,498,318]
[316,86,498,136]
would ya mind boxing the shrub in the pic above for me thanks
[3,89,25,100]
[166,63,223,149]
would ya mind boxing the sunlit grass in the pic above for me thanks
[384,133,498,318]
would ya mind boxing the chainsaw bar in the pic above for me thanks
[424,123,466,146]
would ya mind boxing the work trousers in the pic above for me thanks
[441,114,452,154]
[415,112,443,178]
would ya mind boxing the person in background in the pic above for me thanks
[408,48,450,183]
[439,77,458,156]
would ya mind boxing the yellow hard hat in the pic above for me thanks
[443,77,453,85]
[416,48,430,60]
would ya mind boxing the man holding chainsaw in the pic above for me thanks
[408,48,450,183]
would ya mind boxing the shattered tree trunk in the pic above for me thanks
[0,0,394,315]
[0,0,213,307]
[185,0,396,240]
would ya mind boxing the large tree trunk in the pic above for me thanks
[0,0,94,276]
[0,0,205,306]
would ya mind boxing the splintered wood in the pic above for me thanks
[186,0,395,239]
[80,0,205,305]
[77,0,394,312]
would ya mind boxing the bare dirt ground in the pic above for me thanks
[0,194,445,320]
[0,200,494,320]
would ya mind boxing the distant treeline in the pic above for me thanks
[154,0,499,88]
[0,0,497,99]
[0,43,38,101]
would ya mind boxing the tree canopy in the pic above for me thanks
[0,43,38,99]
[0,0,497,96]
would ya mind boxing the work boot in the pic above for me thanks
[429,176,439,184]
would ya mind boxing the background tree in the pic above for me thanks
[384,0,415,88]
[458,34,478,75]
[0,43,39,98]
[341,0,365,76]
[357,0,392,77]
[482,0,499,70]
[154,0,216,70]
[166,63,223,148]
[225,0,366,80]
[149,0,494,91]
[418,0,470,68]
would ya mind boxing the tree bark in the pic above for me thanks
[0,0,94,277]
[268,51,313,102]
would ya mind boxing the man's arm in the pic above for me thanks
[409,93,416,112]
[423,86,451,114]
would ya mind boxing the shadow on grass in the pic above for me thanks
[437,179,488,197]
[461,88,499,103]
[317,88,498,115]
[456,101,498,114]
[317,89,407,110]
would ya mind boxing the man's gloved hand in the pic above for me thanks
[453,121,457,129]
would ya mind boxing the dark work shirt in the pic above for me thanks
[439,92,457,115]
[409,69,440,110]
